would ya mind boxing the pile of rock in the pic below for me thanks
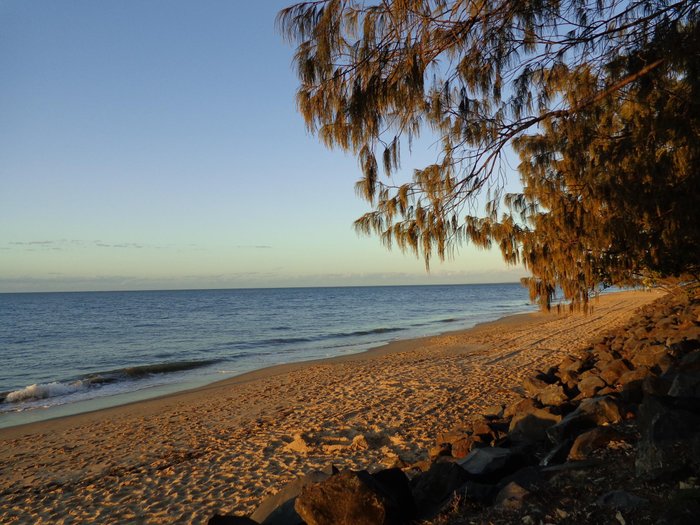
[209,286,700,524]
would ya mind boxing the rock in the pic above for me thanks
[497,466,544,491]
[285,434,313,454]
[598,359,631,386]
[295,469,407,525]
[457,447,525,483]
[523,376,550,397]
[631,344,672,371]
[494,481,529,510]
[451,436,480,459]
[371,468,416,521]
[577,375,606,398]
[547,396,622,443]
[208,515,259,525]
[592,346,616,364]
[436,429,467,446]
[457,480,497,504]
[596,490,649,510]
[482,404,505,419]
[667,371,700,399]
[568,426,626,460]
[642,374,673,396]
[618,366,651,402]
[410,461,470,515]
[469,417,495,439]
[251,469,332,525]
[557,369,579,391]
[350,434,370,450]
[509,407,562,442]
[635,396,700,479]
[618,366,651,386]
[504,397,538,419]
[537,384,569,406]
[428,443,452,461]
[540,439,574,466]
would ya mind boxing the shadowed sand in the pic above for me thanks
[0,290,662,524]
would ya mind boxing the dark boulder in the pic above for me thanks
[250,469,332,525]
[635,396,700,479]
[295,469,410,525]
[371,468,416,520]
[547,396,622,443]
[457,447,525,484]
[410,461,470,515]
[509,407,562,443]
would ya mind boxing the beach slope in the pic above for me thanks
[0,290,661,524]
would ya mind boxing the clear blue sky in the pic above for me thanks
[0,0,526,292]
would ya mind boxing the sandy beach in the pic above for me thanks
[0,289,662,524]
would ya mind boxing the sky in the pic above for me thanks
[0,0,527,293]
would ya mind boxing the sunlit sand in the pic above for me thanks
[0,290,661,524]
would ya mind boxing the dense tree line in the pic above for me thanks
[279,0,700,308]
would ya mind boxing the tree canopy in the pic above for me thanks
[278,0,700,308]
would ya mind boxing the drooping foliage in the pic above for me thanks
[278,0,700,308]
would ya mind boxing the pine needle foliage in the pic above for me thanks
[278,0,700,309]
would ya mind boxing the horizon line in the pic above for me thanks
[0,280,525,295]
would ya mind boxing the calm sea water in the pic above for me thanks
[0,284,534,427]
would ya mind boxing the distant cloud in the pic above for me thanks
[4,240,273,251]
[5,239,161,251]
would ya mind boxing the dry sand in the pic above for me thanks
[0,290,662,524]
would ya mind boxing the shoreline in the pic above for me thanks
[0,289,662,524]
[0,308,539,433]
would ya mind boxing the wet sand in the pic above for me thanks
[0,289,662,524]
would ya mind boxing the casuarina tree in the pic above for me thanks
[278,0,700,308]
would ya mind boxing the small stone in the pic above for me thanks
[596,490,649,510]
[428,443,452,461]
[483,404,505,419]
[351,434,370,450]
[509,407,562,442]
[568,427,626,460]
[285,434,313,454]
[494,482,529,510]
[537,384,569,406]
[577,375,606,398]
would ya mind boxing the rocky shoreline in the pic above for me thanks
[212,285,700,525]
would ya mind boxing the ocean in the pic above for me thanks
[0,283,535,427]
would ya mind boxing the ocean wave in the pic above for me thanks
[334,327,405,338]
[3,380,90,403]
[1,359,222,404]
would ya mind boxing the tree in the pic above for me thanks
[278,0,700,308]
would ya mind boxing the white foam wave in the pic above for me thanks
[4,381,88,403]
